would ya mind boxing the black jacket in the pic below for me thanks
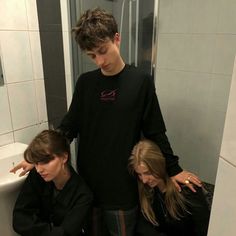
[136,186,210,236]
[13,167,93,236]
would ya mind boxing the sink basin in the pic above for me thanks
[0,142,28,236]
[0,142,28,193]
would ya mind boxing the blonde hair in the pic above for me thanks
[129,139,188,225]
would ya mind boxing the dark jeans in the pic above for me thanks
[85,206,138,236]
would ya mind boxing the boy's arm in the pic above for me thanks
[57,76,83,142]
[142,76,201,191]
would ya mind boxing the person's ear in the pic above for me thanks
[62,153,68,164]
[114,33,121,45]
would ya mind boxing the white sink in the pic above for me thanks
[0,142,28,236]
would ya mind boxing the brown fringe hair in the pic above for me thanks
[24,130,71,165]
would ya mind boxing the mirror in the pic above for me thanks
[2,0,231,185]
[1,0,235,226]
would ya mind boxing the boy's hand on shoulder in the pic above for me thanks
[171,170,202,193]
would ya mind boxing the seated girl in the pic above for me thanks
[129,139,210,236]
[13,130,93,236]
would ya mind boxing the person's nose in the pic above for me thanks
[141,175,149,184]
[95,55,105,67]
[35,163,44,174]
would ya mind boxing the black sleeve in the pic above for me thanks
[13,170,55,236]
[184,187,210,236]
[142,76,182,176]
[57,76,82,142]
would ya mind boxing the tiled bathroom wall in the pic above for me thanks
[207,56,236,235]
[0,0,48,146]
[156,0,236,184]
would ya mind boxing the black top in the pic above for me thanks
[59,64,182,209]
[152,186,210,236]
[135,186,210,236]
[13,167,93,236]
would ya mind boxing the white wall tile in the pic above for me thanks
[207,74,232,113]
[14,122,49,145]
[35,79,48,123]
[217,0,236,34]
[25,0,39,30]
[157,34,215,73]
[14,125,38,145]
[212,35,236,75]
[0,132,14,147]
[187,35,216,73]
[0,0,28,30]
[29,32,43,79]
[158,0,219,34]
[208,158,236,236]
[156,69,189,107]
[8,81,38,130]
[185,72,212,108]
[158,0,194,33]
[0,86,13,134]
[220,57,236,166]
[0,31,34,83]
[191,0,219,34]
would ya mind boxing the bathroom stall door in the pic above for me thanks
[69,0,157,84]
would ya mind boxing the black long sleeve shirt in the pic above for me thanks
[13,167,93,236]
[153,186,210,236]
[59,65,182,209]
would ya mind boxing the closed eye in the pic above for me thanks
[98,46,108,54]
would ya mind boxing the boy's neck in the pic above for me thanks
[101,60,125,76]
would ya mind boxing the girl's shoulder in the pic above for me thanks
[182,185,211,210]
[181,185,205,199]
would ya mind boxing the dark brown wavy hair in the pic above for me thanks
[72,7,118,51]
